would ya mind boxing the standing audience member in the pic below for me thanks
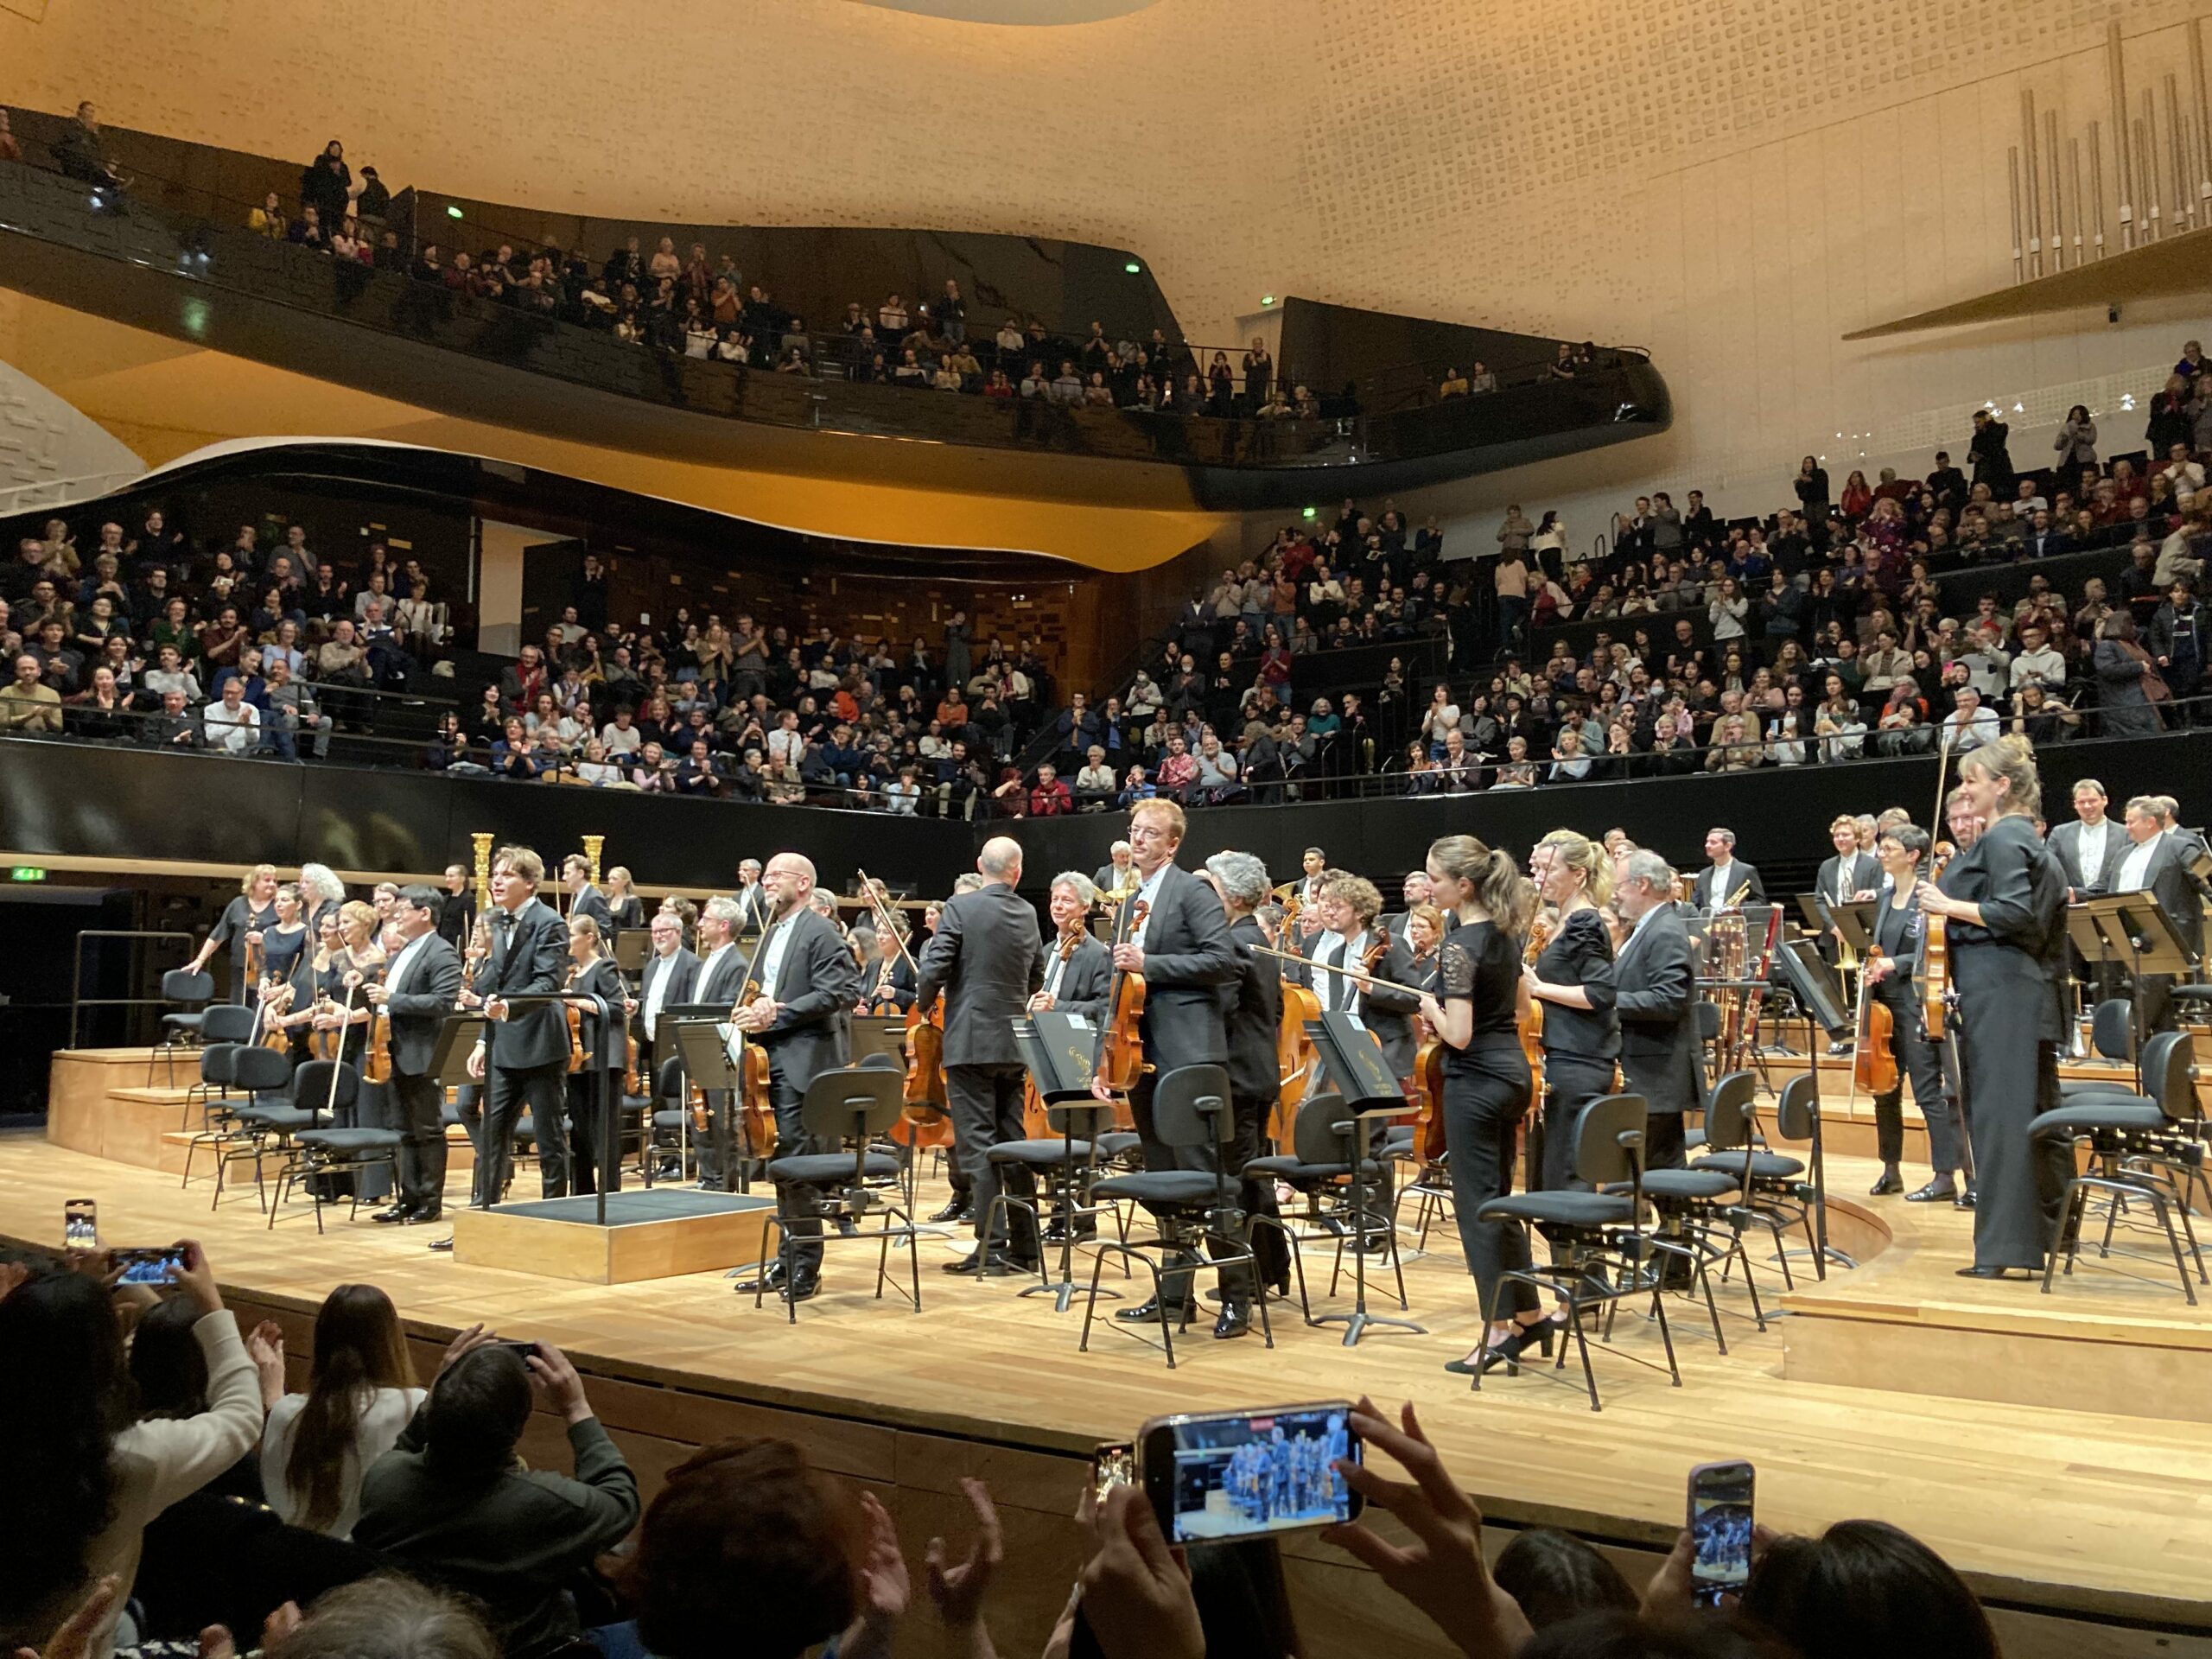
[260,1285,425,1539]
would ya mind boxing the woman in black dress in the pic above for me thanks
[563,915,633,1198]
[1860,825,1965,1203]
[1521,831,1620,1194]
[1415,833,1539,1375]
[1913,735,2073,1276]
[604,865,647,933]
[187,863,280,1005]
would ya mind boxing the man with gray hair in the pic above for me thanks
[1611,849,1703,1169]
[916,836,1046,1274]
[1092,840,1136,898]
[1032,872,1110,1023]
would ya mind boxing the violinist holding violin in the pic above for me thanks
[1029,874,1110,1020]
[914,837,1045,1276]
[1520,831,1620,1195]
[1860,825,1965,1204]
[562,914,634,1198]
[188,862,280,1005]
[1304,874,1421,1217]
[362,886,463,1225]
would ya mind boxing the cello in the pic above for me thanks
[854,869,953,1151]
[721,917,779,1159]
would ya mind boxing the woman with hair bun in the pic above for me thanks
[1520,830,1620,1193]
[1912,733,2073,1277]
[1416,834,1541,1374]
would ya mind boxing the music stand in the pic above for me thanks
[1825,901,1879,966]
[1773,939,1855,1275]
[667,1016,750,1195]
[612,931,650,974]
[850,1016,907,1067]
[429,1014,486,1087]
[1305,1011,1425,1345]
[2088,893,2198,1086]
[1015,1010,1120,1311]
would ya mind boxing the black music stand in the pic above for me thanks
[2087,893,2198,1086]
[1772,939,1855,1275]
[2066,900,2133,1067]
[1306,1010,1425,1345]
[1015,1009,1120,1312]
[429,1014,485,1088]
[612,931,650,974]
[848,1014,955,1245]
[667,1015,750,1195]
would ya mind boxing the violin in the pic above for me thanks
[243,930,266,985]
[363,997,392,1084]
[868,955,904,1017]
[1092,893,1151,1106]
[257,977,295,1054]
[1520,912,1555,1111]
[1853,984,1897,1093]
[727,973,777,1154]
[1920,844,1955,1036]
[563,962,587,1075]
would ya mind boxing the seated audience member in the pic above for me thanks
[1492,1528,1641,1630]
[1736,1519,1999,1659]
[0,1243,268,1656]
[260,1284,424,1539]
[353,1329,639,1659]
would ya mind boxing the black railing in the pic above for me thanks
[68,929,195,1050]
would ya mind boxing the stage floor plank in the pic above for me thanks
[4,1133,2212,1636]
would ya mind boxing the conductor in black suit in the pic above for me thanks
[1030,873,1111,1022]
[562,855,614,938]
[1689,827,1763,910]
[1611,849,1707,1168]
[728,852,861,1301]
[1093,798,1243,1325]
[916,836,1046,1275]
[467,847,575,1202]
[364,885,464,1224]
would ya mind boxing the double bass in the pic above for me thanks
[854,871,952,1151]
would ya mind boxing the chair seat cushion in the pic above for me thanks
[1624,1169,1739,1201]
[769,1152,903,1185]
[1382,1125,1416,1150]
[295,1128,403,1154]
[2030,1101,2167,1136]
[1693,1151,1804,1181]
[1094,1132,1144,1159]
[1478,1191,1636,1228]
[987,1138,1095,1166]
[652,1109,691,1130]
[238,1106,320,1133]
[1091,1171,1223,1206]
[1243,1154,1379,1182]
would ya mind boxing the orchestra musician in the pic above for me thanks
[361,885,464,1225]
[299,861,346,938]
[1913,735,2074,1279]
[732,858,772,931]
[1402,903,1443,994]
[1859,826,1965,1203]
[372,882,399,930]
[435,862,477,952]
[1814,815,1881,958]
[2113,793,2205,1033]
[605,865,646,933]
[562,914,633,1198]
[1521,831,1620,1193]
[562,855,615,938]
[1201,850,1294,1332]
[914,837,1046,1275]
[634,910,700,1078]
[1030,873,1111,1020]
[254,883,312,1031]
[690,895,750,1187]
[925,874,990,1226]
[1414,834,1540,1376]
[467,847,574,1204]
[1291,846,1330,911]
[316,900,387,1064]
[1384,870,1434,946]
[728,853,861,1305]
[1091,840,1136,899]
[1305,873,1421,1217]
[1689,828,1764,908]
[1095,798,1243,1329]
[187,863,279,1005]
[1610,849,1706,1171]
[2049,780,2126,899]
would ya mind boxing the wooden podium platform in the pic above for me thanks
[451,1189,779,1284]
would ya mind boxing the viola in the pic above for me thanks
[1854,991,1897,1093]
[1921,845,1955,1036]
[1092,893,1151,1100]
[895,996,953,1149]
[363,999,392,1084]
[1271,974,1321,1147]
[563,962,588,1075]
[1520,912,1555,1113]
[257,978,294,1055]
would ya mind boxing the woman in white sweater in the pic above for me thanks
[259,1283,424,1539]
[0,1241,269,1657]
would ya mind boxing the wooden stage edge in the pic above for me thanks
[8,1134,2212,1659]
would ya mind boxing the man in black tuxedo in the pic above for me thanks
[1689,826,1763,910]
[562,855,614,938]
[1815,815,1882,953]
[365,885,465,1224]
[916,836,1046,1275]
[1031,873,1111,1022]
[729,853,860,1302]
[467,847,573,1202]
[1611,850,1707,1169]
[1095,798,1242,1325]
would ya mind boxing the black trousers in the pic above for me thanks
[1232,1092,1288,1289]
[1538,1057,1615,1192]
[452,1082,488,1205]
[1868,987,1960,1173]
[947,1062,1035,1255]
[485,1059,568,1202]
[765,1044,824,1278]
[565,1070,620,1198]
[1956,976,2071,1269]
[1443,1054,1537,1322]
[1128,1066,1251,1305]
[391,1067,447,1212]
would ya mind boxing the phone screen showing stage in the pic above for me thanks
[1163,1406,1357,1542]
[113,1247,187,1286]
[1091,1442,1135,1505]
[1688,1461,1755,1606]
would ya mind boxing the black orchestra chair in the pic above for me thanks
[180,1006,257,1126]
[270,1060,404,1233]
[647,1057,695,1183]
[980,1099,1120,1298]
[148,969,216,1085]
[1080,1065,1274,1367]
[1243,1090,1409,1325]
[1608,1070,1768,1352]
[1694,1073,1815,1290]
[182,1043,292,1201]
[1471,1092,1679,1413]
[2033,1031,2206,1304]
[754,1062,918,1322]
[2058,999,2137,1097]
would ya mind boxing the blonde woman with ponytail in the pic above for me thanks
[1416,834,1545,1375]
[1522,832,1622,1196]
[1910,733,2071,1279]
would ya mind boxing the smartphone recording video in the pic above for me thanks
[64,1198,99,1250]
[1687,1459,1755,1607]
[111,1245,188,1286]
[1090,1441,1135,1505]
[1141,1402,1361,1544]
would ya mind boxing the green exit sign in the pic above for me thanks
[10,866,47,881]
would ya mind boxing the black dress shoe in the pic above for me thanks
[943,1249,1020,1275]
[929,1196,973,1224]
[1955,1188,1978,1210]
[1904,1180,1957,1203]
[1827,1039,1854,1057]
[1212,1300,1252,1339]
[1868,1171,1904,1196]
[1956,1264,2032,1280]
[783,1274,821,1303]
[371,1204,411,1224]
[734,1262,789,1295]
[1116,1294,1185,1323]
[404,1205,442,1225]
[428,1235,454,1252]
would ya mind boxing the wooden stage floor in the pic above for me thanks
[4,1130,2212,1658]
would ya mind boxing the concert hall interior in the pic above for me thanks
[8,5,2212,1659]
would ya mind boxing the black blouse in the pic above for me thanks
[1438,918,1523,1072]
[1936,815,2065,958]
[1535,908,1619,1063]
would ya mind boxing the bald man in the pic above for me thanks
[915,836,1047,1274]
[728,850,861,1303]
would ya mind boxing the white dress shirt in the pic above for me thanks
[2074,818,2110,887]
[2118,831,2164,894]
[641,948,679,1038]
[384,932,430,1000]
